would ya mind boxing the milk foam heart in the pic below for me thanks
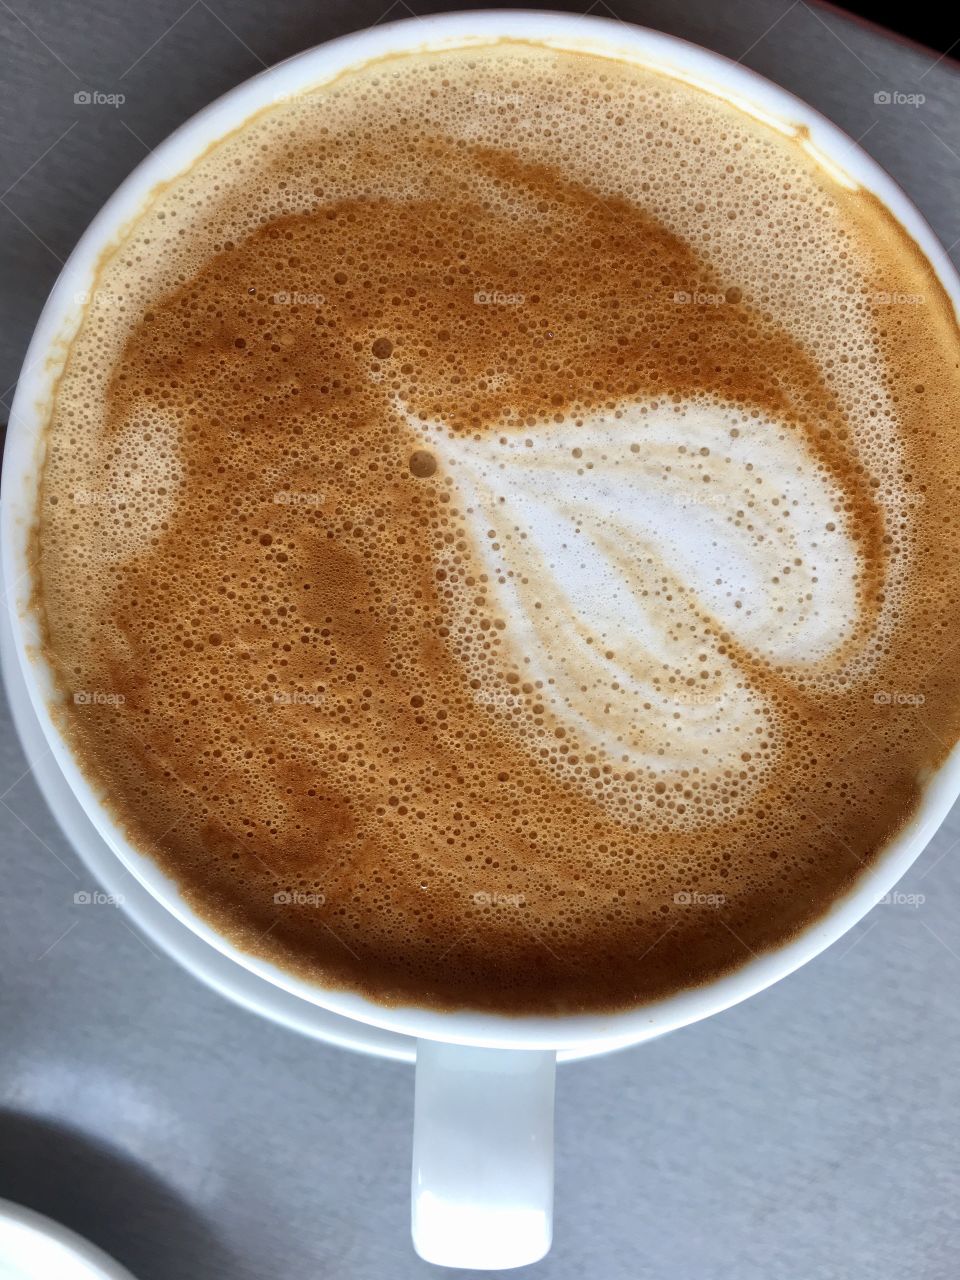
[416,398,861,798]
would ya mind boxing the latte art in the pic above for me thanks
[416,397,864,807]
[33,44,960,1014]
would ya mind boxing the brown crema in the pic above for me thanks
[33,44,960,1014]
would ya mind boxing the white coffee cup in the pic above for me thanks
[4,11,959,1270]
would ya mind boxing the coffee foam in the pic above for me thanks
[32,44,960,1014]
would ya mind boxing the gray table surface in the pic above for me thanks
[2,2,959,1277]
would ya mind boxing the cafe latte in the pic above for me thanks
[33,43,960,1013]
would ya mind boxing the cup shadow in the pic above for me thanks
[0,1109,238,1280]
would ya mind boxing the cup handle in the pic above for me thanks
[411,1040,556,1269]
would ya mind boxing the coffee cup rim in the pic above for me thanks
[4,8,960,1052]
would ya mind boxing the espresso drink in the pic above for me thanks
[34,44,960,1014]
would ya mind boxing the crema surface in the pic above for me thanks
[34,44,960,1013]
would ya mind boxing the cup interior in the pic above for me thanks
[4,9,960,1052]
